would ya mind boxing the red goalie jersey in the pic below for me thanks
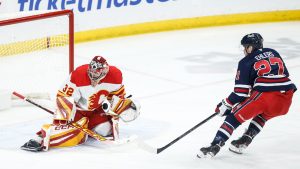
[57,64,125,111]
[56,58,126,130]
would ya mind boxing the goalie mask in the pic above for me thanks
[88,56,109,81]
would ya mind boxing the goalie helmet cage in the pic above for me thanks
[0,10,74,98]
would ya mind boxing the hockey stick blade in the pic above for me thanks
[101,135,138,145]
[135,139,158,154]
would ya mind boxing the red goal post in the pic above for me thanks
[0,10,74,73]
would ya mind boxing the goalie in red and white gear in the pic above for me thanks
[21,56,141,152]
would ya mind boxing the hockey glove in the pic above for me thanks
[110,95,141,122]
[215,99,233,116]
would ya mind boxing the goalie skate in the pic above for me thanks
[21,139,44,152]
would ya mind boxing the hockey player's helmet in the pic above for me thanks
[241,33,263,50]
[88,56,109,81]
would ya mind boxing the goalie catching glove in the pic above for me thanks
[103,95,140,122]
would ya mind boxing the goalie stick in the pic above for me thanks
[154,112,218,154]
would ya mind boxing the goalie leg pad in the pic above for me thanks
[38,117,89,150]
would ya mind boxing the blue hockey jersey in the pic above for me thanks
[227,48,297,105]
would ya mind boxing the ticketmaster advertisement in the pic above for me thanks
[0,0,299,32]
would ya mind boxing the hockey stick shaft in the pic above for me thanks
[156,112,218,154]
[12,91,107,141]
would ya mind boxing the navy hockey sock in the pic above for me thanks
[246,115,267,138]
[211,114,241,145]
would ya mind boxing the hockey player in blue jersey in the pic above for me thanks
[197,33,297,158]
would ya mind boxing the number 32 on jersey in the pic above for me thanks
[62,84,74,96]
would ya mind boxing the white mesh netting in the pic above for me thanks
[0,11,72,98]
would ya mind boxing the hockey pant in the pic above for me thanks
[212,89,294,144]
[232,89,294,123]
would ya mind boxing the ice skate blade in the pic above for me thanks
[196,152,214,159]
[229,146,244,154]
[20,146,43,152]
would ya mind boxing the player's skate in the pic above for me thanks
[197,142,224,158]
[229,134,252,154]
[21,139,43,152]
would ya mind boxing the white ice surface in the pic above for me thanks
[0,22,300,169]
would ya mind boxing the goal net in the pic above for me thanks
[0,10,74,101]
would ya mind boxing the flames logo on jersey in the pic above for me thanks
[88,90,109,110]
